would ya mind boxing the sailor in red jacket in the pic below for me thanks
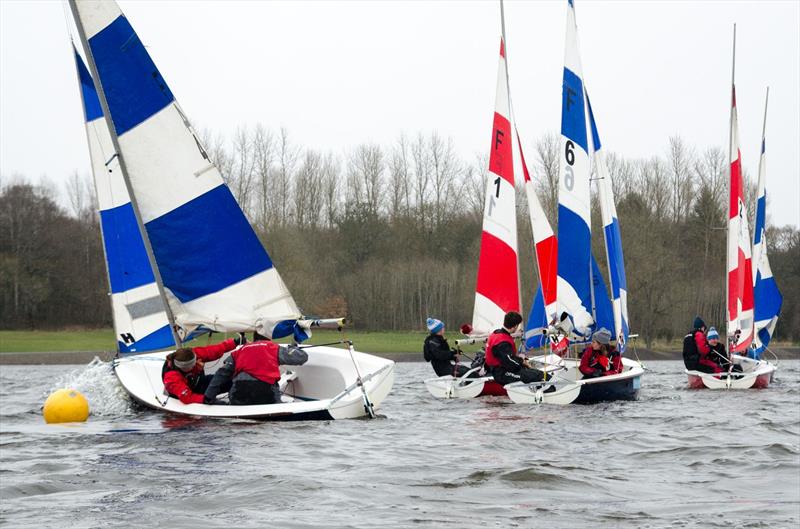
[692,317,722,374]
[161,335,244,404]
[484,311,545,385]
[203,336,309,405]
[579,328,622,378]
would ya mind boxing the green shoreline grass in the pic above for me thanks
[0,329,433,355]
[2,329,796,355]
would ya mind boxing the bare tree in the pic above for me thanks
[388,134,411,220]
[346,143,384,216]
[535,132,559,221]
[321,152,340,228]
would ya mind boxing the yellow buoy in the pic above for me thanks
[43,388,90,424]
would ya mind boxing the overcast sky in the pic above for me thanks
[1,0,798,228]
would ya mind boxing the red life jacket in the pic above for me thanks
[485,330,516,368]
[232,342,281,384]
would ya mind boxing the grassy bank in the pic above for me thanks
[0,328,435,355]
[2,329,795,357]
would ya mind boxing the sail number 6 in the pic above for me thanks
[564,140,575,190]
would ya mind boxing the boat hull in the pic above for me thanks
[685,355,775,390]
[427,355,643,404]
[505,355,643,405]
[424,375,501,399]
[114,346,395,420]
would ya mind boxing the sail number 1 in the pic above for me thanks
[564,140,575,191]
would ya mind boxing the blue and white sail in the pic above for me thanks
[526,254,614,349]
[588,96,629,352]
[72,46,173,354]
[751,89,782,358]
[556,0,594,336]
[69,1,303,340]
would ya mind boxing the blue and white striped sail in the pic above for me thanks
[587,96,629,353]
[751,90,782,358]
[526,254,614,349]
[556,0,594,336]
[70,1,302,339]
[72,47,173,354]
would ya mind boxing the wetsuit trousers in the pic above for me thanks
[491,367,545,385]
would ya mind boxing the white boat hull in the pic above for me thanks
[424,375,495,399]
[686,354,775,390]
[424,354,644,404]
[113,346,395,420]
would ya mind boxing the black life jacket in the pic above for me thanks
[682,331,700,370]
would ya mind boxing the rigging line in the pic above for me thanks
[338,326,376,418]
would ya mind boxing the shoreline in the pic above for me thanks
[1,348,797,365]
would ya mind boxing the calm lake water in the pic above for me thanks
[1,360,798,528]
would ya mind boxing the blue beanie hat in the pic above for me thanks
[693,316,705,330]
[426,318,444,333]
[707,327,720,340]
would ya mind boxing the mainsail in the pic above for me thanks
[69,1,302,340]
[588,97,630,352]
[556,0,594,336]
[71,47,173,354]
[472,38,520,334]
[726,36,754,353]
[751,89,782,357]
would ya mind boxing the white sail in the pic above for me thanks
[69,0,301,339]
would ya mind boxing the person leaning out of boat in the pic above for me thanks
[162,334,246,404]
[484,311,545,385]
[423,318,476,378]
[203,335,309,405]
[579,328,622,378]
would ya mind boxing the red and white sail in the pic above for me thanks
[516,129,557,320]
[727,84,754,352]
[472,38,520,334]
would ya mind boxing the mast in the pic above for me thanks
[499,0,524,314]
[725,24,735,350]
[68,0,182,348]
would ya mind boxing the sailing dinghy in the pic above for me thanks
[68,0,394,419]
[505,0,643,405]
[686,32,778,389]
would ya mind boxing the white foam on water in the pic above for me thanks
[47,357,133,417]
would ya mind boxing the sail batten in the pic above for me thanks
[70,0,301,338]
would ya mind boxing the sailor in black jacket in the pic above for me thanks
[423,318,475,378]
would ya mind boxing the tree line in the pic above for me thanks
[1,128,797,347]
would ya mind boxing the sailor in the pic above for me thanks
[203,335,309,405]
[162,335,245,404]
[484,311,545,385]
[423,318,475,378]
[579,328,622,378]
[706,327,737,372]
[691,317,722,374]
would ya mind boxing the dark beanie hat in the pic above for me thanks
[693,316,705,330]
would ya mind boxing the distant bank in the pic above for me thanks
[1,348,797,365]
